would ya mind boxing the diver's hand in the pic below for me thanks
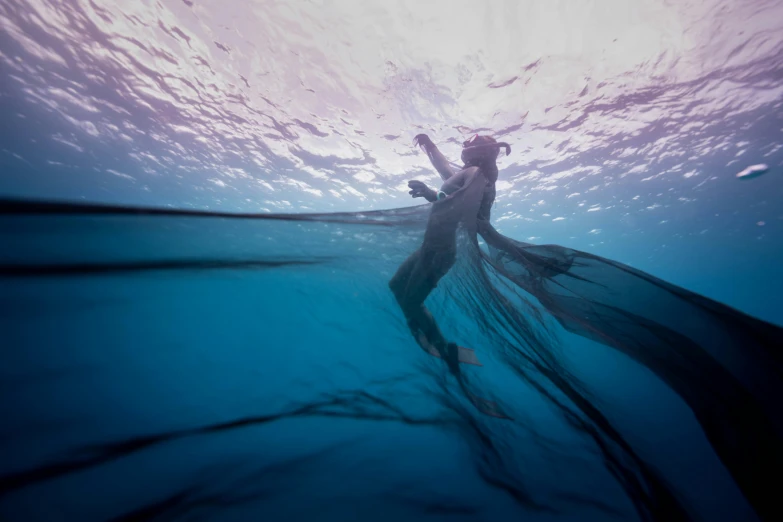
[408,180,437,202]
[413,133,435,151]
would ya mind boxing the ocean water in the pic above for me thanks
[1,1,783,521]
[0,202,760,522]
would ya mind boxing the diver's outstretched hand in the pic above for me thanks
[408,180,437,202]
[413,133,434,151]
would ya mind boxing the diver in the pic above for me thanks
[388,133,510,416]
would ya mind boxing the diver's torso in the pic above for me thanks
[478,182,495,222]
[422,167,495,252]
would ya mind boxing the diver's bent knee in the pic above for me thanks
[388,275,403,297]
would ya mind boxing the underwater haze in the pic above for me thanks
[1,1,782,521]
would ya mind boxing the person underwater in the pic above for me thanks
[389,133,510,417]
[394,133,783,520]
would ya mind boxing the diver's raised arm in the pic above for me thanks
[414,134,456,181]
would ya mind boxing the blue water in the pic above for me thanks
[2,1,783,521]
[0,206,774,521]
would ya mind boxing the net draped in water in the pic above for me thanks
[1,196,781,522]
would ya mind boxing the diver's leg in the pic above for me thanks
[389,250,443,342]
[389,249,460,373]
[389,249,452,342]
[389,248,505,418]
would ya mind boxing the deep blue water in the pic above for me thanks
[0,203,777,521]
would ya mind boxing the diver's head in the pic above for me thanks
[460,135,511,168]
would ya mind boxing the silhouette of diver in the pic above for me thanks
[389,134,510,417]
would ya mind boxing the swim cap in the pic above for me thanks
[460,135,511,166]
